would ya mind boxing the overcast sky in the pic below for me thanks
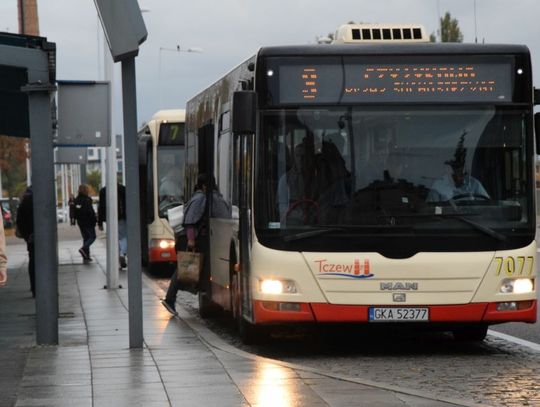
[0,0,539,131]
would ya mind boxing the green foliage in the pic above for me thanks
[439,12,464,43]
[0,135,28,202]
[86,170,101,195]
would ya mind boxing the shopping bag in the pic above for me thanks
[176,250,203,287]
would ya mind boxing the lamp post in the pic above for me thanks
[158,45,203,107]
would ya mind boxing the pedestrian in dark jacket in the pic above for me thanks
[74,184,97,262]
[161,174,231,315]
[68,194,76,225]
[16,187,35,297]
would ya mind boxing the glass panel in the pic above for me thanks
[157,146,184,217]
[258,107,531,237]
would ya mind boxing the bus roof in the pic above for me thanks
[257,43,530,58]
[150,109,186,123]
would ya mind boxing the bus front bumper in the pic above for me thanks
[252,300,537,324]
[149,247,177,263]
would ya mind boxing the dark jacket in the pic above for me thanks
[74,193,97,228]
[16,188,34,241]
[98,184,126,227]
[68,198,76,220]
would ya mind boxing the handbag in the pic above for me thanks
[176,249,203,287]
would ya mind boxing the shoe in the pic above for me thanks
[79,248,89,260]
[119,255,127,269]
[161,299,177,315]
[83,257,93,263]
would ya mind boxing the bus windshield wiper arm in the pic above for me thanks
[435,214,506,242]
[283,228,345,242]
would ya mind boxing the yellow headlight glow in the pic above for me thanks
[260,279,284,295]
[500,278,534,294]
[513,278,534,294]
[151,239,175,249]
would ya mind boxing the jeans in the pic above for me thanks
[118,219,128,255]
[79,226,96,255]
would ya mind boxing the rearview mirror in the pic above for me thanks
[232,91,257,135]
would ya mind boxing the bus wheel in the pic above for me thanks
[236,290,265,345]
[198,280,220,318]
[452,325,488,342]
[230,266,240,320]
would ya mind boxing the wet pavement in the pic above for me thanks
[0,224,470,407]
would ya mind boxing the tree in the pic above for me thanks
[0,135,28,212]
[432,12,464,43]
[86,170,101,195]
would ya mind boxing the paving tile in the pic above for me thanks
[3,236,459,407]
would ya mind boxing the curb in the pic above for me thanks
[143,274,488,407]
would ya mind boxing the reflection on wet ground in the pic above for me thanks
[151,276,540,407]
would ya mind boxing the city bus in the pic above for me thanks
[138,109,185,274]
[185,24,538,343]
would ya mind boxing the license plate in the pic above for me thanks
[369,307,429,322]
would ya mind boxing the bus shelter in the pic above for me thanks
[0,32,58,345]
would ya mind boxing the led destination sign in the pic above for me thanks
[275,57,515,104]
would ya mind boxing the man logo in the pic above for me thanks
[380,282,418,290]
[393,293,406,302]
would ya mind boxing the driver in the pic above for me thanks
[426,136,489,202]
[159,167,183,204]
[277,138,316,222]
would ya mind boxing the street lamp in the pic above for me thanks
[158,45,203,107]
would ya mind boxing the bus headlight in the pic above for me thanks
[500,278,534,294]
[260,279,297,294]
[150,239,175,250]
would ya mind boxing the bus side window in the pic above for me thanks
[232,135,241,207]
[217,131,232,216]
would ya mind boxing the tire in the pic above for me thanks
[237,315,265,345]
[198,290,219,319]
[148,262,175,278]
[235,283,266,345]
[452,325,488,342]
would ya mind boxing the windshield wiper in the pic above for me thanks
[283,228,345,242]
[438,214,506,242]
[282,224,413,242]
[378,213,506,242]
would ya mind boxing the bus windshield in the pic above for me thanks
[157,146,184,217]
[257,106,533,251]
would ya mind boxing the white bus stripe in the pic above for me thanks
[488,330,540,352]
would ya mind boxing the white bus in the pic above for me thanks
[138,109,185,274]
[185,24,538,343]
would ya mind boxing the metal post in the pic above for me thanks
[60,164,66,222]
[80,163,87,184]
[105,48,119,289]
[122,57,143,348]
[26,153,31,186]
[26,85,58,345]
[100,147,106,188]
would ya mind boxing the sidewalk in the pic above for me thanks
[0,230,479,407]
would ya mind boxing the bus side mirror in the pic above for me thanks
[232,91,257,135]
[535,112,540,154]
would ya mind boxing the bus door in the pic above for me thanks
[197,121,214,294]
[138,134,154,266]
[236,131,254,320]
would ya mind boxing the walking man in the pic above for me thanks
[74,184,97,262]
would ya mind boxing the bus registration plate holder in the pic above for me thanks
[369,307,429,322]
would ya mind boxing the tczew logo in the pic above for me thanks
[315,259,374,279]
